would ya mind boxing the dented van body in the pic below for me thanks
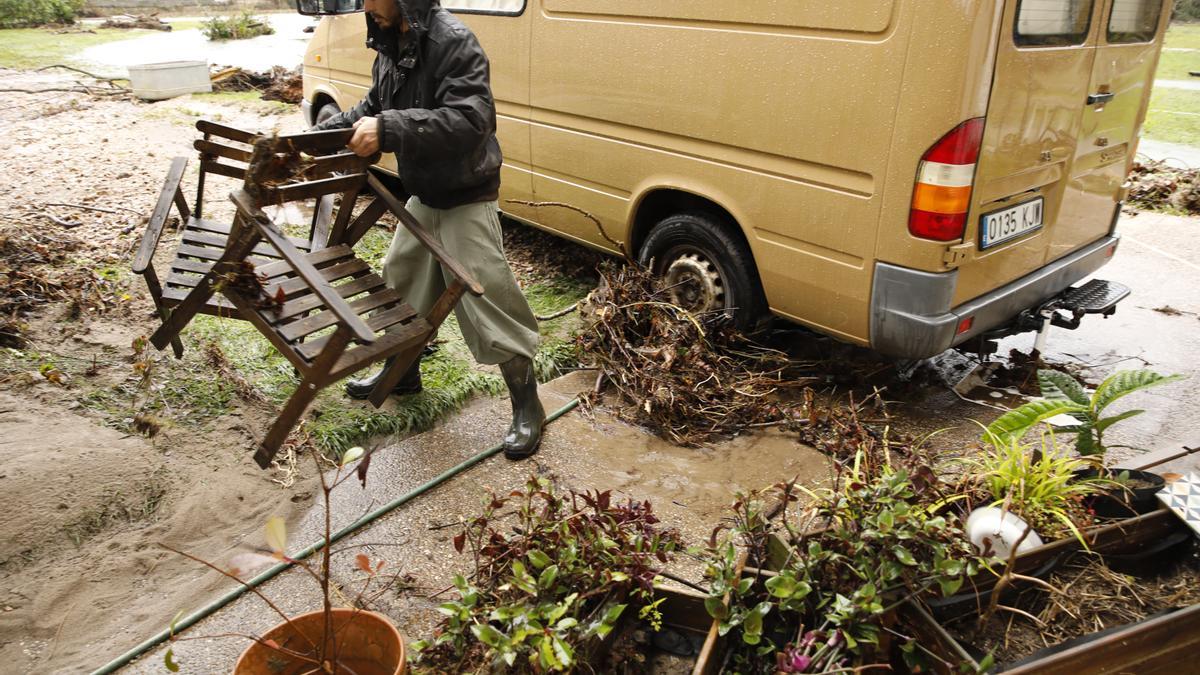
[302,0,1171,359]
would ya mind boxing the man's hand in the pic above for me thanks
[349,117,381,157]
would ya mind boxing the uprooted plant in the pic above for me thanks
[161,445,410,673]
[703,451,986,673]
[411,476,682,673]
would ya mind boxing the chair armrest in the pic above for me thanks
[133,157,189,274]
[366,174,485,297]
[230,190,376,344]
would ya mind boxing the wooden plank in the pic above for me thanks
[199,159,245,181]
[308,152,370,177]
[140,265,185,359]
[196,119,259,144]
[170,258,214,276]
[161,285,237,312]
[194,138,252,163]
[271,259,370,298]
[298,303,418,361]
[276,127,355,154]
[181,229,300,260]
[133,157,189,273]
[368,174,485,296]
[327,188,363,247]
[256,244,354,279]
[264,173,367,204]
[341,196,388,248]
[172,184,191,223]
[310,193,334,251]
[327,317,430,381]
[1002,603,1200,674]
[232,189,375,343]
[279,287,403,342]
[275,274,386,321]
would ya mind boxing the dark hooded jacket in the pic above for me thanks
[315,0,501,209]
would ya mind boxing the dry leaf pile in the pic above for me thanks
[1128,160,1200,214]
[211,65,304,104]
[578,261,815,445]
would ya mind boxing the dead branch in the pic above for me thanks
[505,199,628,259]
[34,64,129,83]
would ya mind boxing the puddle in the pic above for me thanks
[79,14,317,73]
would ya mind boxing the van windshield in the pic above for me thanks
[1014,0,1093,47]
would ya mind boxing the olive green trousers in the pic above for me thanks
[381,197,540,366]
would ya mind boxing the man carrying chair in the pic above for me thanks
[313,0,545,459]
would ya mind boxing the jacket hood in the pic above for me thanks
[366,0,437,56]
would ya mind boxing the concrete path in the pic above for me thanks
[1136,138,1200,168]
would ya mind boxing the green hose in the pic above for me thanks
[90,397,580,675]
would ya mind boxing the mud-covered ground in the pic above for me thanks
[0,69,1198,674]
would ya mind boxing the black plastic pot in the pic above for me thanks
[1075,468,1166,519]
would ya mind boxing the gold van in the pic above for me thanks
[299,0,1171,358]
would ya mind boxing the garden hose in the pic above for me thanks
[90,397,581,675]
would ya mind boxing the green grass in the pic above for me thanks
[194,90,296,115]
[1155,49,1199,80]
[1143,87,1200,147]
[1165,23,1200,50]
[0,27,148,72]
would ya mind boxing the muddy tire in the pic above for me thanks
[637,212,767,331]
[314,100,340,126]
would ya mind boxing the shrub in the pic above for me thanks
[1173,0,1200,22]
[201,11,275,41]
[0,0,84,28]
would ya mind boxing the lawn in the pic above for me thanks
[1144,87,1200,147]
[1164,22,1200,50]
[0,27,150,72]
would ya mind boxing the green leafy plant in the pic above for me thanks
[0,0,83,28]
[201,11,275,41]
[984,369,1183,458]
[703,454,984,672]
[965,432,1101,542]
[161,446,411,673]
[411,477,682,673]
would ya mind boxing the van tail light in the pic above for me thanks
[909,118,985,242]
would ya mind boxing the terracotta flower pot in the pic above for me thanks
[234,608,406,675]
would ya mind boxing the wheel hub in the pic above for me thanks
[662,253,724,314]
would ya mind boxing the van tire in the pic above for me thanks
[314,101,341,126]
[637,212,766,331]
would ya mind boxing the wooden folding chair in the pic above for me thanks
[134,124,484,468]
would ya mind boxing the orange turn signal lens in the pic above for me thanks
[911,183,973,215]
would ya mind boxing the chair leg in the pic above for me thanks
[140,267,184,359]
[367,342,424,408]
[254,325,352,469]
[150,269,218,352]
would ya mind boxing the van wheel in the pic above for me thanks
[314,101,340,126]
[637,212,766,331]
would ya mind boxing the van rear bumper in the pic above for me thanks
[869,235,1120,359]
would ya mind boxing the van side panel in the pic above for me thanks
[528,0,911,343]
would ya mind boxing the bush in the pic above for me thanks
[201,11,276,41]
[1174,0,1200,22]
[0,0,84,28]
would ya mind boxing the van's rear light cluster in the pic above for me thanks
[909,118,985,242]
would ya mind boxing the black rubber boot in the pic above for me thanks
[499,356,545,459]
[344,356,422,400]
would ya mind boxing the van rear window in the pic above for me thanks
[1014,0,1093,46]
[1107,0,1162,43]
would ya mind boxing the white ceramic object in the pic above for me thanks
[965,507,1043,558]
[127,61,211,101]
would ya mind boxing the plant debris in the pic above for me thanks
[577,261,816,446]
[1128,160,1200,214]
[100,14,171,31]
[211,65,303,104]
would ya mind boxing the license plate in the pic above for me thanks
[980,198,1043,250]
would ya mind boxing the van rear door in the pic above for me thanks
[1049,0,1169,261]
[953,0,1103,305]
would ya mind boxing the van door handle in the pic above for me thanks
[1087,92,1115,105]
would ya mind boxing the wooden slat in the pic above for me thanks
[308,152,369,177]
[233,189,375,343]
[271,258,370,298]
[310,193,334,251]
[327,317,431,380]
[170,258,214,276]
[256,244,354,279]
[195,138,252,163]
[200,159,245,181]
[161,285,237,312]
[177,240,284,262]
[197,119,259,144]
[133,157,189,273]
[298,303,419,361]
[276,128,355,154]
[342,196,388,248]
[367,174,485,296]
[279,287,404,342]
[276,273,386,321]
[182,227,309,257]
[263,173,367,204]
[327,188,362,247]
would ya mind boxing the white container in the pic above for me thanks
[965,507,1044,559]
[127,61,212,101]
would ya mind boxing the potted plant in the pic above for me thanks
[701,452,987,673]
[983,368,1183,517]
[161,446,408,675]
[409,476,684,673]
